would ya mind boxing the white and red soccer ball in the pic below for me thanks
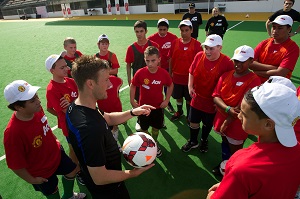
[122,132,157,168]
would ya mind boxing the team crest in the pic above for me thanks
[64,94,71,102]
[210,22,215,27]
[18,85,26,92]
[32,135,42,148]
[144,78,150,85]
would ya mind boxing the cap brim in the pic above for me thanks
[231,55,249,62]
[275,125,297,147]
[19,86,40,101]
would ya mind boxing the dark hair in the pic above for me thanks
[284,0,294,5]
[244,88,269,120]
[71,55,110,91]
[157,21,169,29]
[134,20,147,31]
[144,46,160,57]
[52,56,64,69]
[7,101,26,111]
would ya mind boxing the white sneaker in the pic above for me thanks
[295,192,300,199]
[69,192,86,199]
[135,122,141,131]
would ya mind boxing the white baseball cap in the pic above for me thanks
[4,80,40,104]
[98,34,109,42]
[264,76,296,92]
[202,34,223,47]
[252,83,300,147]
[157,18,169,26]
[231,45,254,62]
[178,20,192,28]
[272,15,293,26]
[45,52,64,72]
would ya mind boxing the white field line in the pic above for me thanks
[226,21,244,32]
[0,85,130,161]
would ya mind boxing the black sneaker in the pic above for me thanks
[199,139,208,153]
[181,140,199,152]
[212,164,222,176]
[170,111,183,121]
[157,145,162,157]
[76,171,86,186]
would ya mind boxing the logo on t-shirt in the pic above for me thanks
[152,80,161,85]
[71,91,77,98]
[191,17,197,22]
[162,42,171,49]
[32,135,42,148]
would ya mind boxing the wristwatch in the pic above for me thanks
[130,108,138,116]
[294,32,298,35]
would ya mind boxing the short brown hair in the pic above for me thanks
[144,46,160,57]
[64,37,76,47]
[71,55,110,91]
[134,20,147,31]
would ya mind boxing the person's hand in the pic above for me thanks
[220,117,233,133]
[189,87,195,98]
[289,32,297,37]
[60,50,67,57]
[160,100,169,109]
[130,163,155,177]
[132,105,156,116]
[60,97,70,109]
[206,182,220,199]
[130,100,139,109]
[31,177,48,184]
[228,107,239,119]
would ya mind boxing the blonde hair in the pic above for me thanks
[64,37,76,47]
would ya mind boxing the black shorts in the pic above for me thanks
[139,108,164,130]
[172,83,191,101]
[90,181,130,199]
[32,146,76,196]
[188,106,216,126]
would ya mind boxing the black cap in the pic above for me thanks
[189,3,195,8]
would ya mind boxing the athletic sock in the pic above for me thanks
[221,140,231,160]
[176,102,183,113]
[190,126,200,143]
[61,175,75,199]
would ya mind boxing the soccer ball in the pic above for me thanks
[122,132,157,168]
[219,160,228,176]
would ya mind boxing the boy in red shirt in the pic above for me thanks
[97,75,123,148]
[45,54,85,186]
[63,37,83,77]
[212,45,261,174]
[95,34,120,76]
[207,82,300,199]
[182,34,233,153]
[168,19,202,122]
[3,80,86,199]
[148,18,177,113]
[130,46,174,157]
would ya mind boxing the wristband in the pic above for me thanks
[130,108,138,116]
[225,106,231,113]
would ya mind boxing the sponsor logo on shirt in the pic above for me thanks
[71,91,77,98]
[162,42,171,49]
[191,17,197,22]
[236,82,244,86]
[152,80,161,85]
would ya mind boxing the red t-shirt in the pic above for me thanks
[212,71,261,140]
[131,67,172,108]
[295,86,300,141]
[97,75,123,113]
[211,142,300,199]
[125,40,159,64]
[64,50,83,77]
[189,51,234,113]
[46,77,78,136]
[254,38,299,83]
[4,109,61,178]
[95,51,120,69]
[147,32,178,69]
[168,38,202,85]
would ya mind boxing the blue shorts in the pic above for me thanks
[32,146,76,196]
